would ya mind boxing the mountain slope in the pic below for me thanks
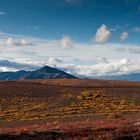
[23,66,77,79]
[0,66,77,80]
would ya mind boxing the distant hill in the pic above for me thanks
[0,65,77,80]
[95,73,140,81]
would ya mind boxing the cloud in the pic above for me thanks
[0,12,6,15]
[127,47,140,54]
[0,31,140,77]
[6,37,35,46]
[0,59,40,71]
[120,32,128,41]
[133,27,140,33]
[94,24,111,43]
[48,57,62,66]
[114,45,140,54]
[15,39,34,46]
[60,36,73,48]
[6,37,13,45]
[0,57,139,77]
[54,58,140,77]
[96,56,108,63]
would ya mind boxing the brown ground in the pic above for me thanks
[0,79,140,140]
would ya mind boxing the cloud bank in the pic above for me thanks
[49,57,140,77]
[0,28,139,77]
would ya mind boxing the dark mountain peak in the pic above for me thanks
[27,65,77,79]
[39,65,51,70]
[36,65,61,73]
[0,65,77,80]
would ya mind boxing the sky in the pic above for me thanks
[0,0,140,77]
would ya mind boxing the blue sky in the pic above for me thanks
[0,0,140,43]
[0,0,140,77]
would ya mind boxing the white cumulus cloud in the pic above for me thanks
[94,24,111,43]
[6,37,13,45]
[60,36,73,48]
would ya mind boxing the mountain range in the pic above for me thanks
[0,65,77,80]
[93,73,140,82]
[0,65,139,81]
[103,73,140,81]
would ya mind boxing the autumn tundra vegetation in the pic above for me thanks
[0,79,139,139]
